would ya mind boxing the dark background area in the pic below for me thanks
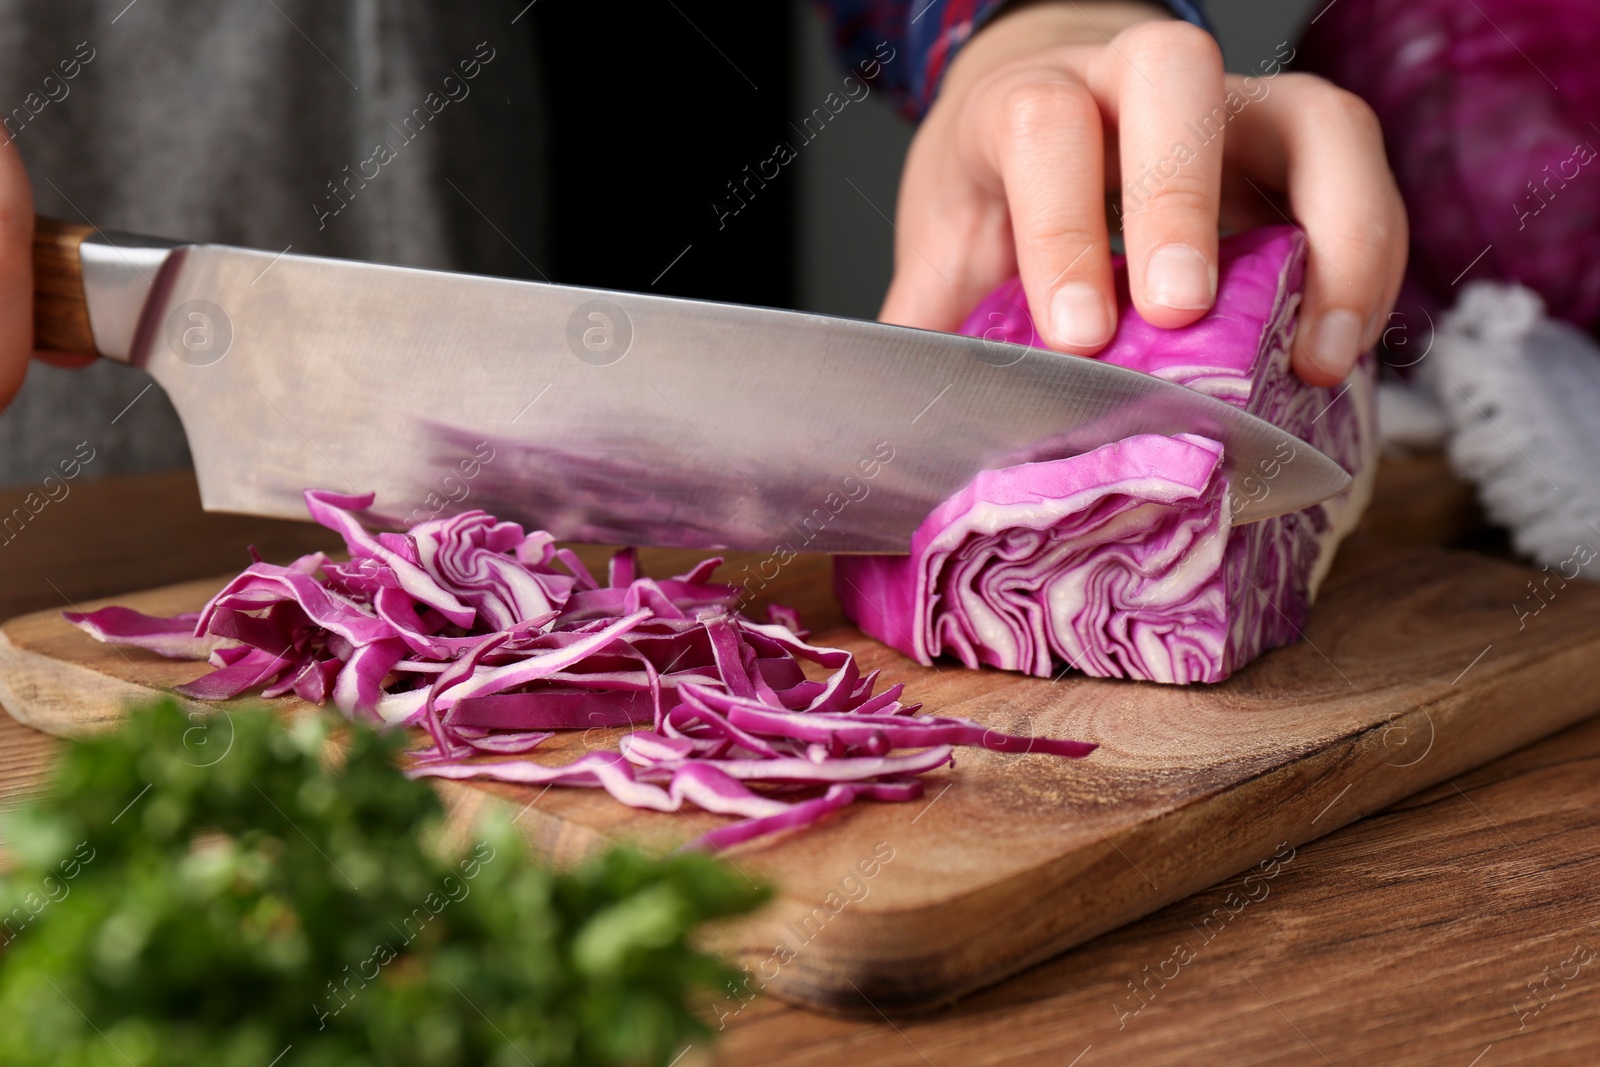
[528,1,794,309]
[529,0,1318,318]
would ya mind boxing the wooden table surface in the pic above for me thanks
[1,463,1596,1067]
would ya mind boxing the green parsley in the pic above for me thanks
[0,699,766,1066]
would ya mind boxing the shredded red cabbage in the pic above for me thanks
[836,227,1378,684]
[65,490,1093,850]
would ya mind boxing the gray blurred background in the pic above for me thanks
[792,0,1322,320]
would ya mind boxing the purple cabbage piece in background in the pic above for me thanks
[1298,0,1600,333]
[836,227,1378,684]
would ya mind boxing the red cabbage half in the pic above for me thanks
[836,227,1378,684]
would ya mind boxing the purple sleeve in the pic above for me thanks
[814,1,1212,120]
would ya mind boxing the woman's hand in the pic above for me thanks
[0,140,34,411]
[881,0,1407,385]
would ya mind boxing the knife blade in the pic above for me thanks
[32,217,1351,554]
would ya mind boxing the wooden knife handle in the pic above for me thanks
[33,216,98,357]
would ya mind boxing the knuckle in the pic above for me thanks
[1272,71,1313,88]
[1127,181,1214,222]
[1353,217,1401,268]
[1272,71,1327,97]
[1331,90,1384,142]
[1316,227,1393,298]
[1026,221,1102,251]
[1293,77,1384,139]
[998,75,1094,138]
[1118,19,1221,70]
[1332,213,1391,254]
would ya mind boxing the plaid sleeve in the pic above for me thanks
[814,1,1211,120]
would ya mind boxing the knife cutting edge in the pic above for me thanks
[30,217,1351,554]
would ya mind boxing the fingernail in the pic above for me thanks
[1145,244,1216,311]
[1310,309,1364,376]
[1050,283,1114,348]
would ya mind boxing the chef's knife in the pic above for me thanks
[32,217,1352,553]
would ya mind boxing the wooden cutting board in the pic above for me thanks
[3,528,1599,1017]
